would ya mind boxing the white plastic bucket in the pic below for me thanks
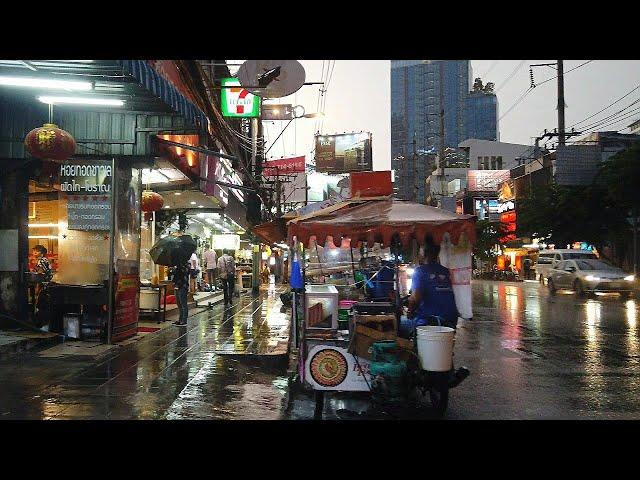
[416,326,455,371]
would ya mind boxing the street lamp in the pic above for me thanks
[264,105,324,156]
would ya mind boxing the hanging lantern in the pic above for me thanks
[24,123,76,162]
[141,190,164,212]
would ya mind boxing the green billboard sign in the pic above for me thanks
[220,77,261,118]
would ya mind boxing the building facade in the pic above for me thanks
[465,88,499,142]
[554,131,640,186]
[391,60,472,202]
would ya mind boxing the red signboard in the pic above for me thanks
[499,210,517,243]
[349,171,392,197]
[113,273,139,342]
[263,156,306,176]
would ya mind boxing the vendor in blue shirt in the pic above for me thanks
[400,238,459,336]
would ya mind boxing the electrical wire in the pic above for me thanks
[572,100,640,132]
[495,60,526,93]
[499,61,594,122]
[479,60,499,79]
[569,85,640,128]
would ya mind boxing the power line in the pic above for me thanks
[568,83,640,128]
[479,60,499,79]
[495,60,526,93]
[499,61,594,122]
[573,99,640,132]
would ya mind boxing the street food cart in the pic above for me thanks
[286,197,476,418]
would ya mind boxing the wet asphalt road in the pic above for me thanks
[0,287,290,420]
[288,280,640,420]
[2,280,639,420]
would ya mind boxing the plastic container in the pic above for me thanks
[416,326,455,371]
[305,284,339,329]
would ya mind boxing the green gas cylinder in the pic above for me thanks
[369,341,408,400]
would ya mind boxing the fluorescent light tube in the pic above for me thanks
[0,76,91,90]
[38,96,124,106]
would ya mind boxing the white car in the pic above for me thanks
[547,258,635,298]
[535,249,598,284]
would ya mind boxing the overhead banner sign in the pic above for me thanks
[263,156,306,176]
[60,159,112,231]
[220,77,261,118]
[315,132,373,174]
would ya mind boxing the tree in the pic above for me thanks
[474,219,503,262]
[595,142,640,217]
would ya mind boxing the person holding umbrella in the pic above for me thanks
[149,233,198,327]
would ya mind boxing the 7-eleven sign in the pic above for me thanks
[220,77,261,117]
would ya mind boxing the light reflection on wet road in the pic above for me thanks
[0,287,290,420]
[449,280,640,419]
[288,280,640,419]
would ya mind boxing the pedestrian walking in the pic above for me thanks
[170,260,190,326]
[189,252,200,293]
[217,249,236,305]
[203,244,218,289]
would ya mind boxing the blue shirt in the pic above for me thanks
[411,263,459,325]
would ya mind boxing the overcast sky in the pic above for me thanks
[231,60,640,171]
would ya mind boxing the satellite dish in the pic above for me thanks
[237,60,306,99]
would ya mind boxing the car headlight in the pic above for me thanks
[585,275,600,281]
[624,275,635,282]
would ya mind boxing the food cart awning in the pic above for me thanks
[253,218,288,245]
[287,198,476,248]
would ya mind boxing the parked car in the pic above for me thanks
[547,258,635,298]
[535,249,598,284]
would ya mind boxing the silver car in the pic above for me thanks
[547,259,635,298]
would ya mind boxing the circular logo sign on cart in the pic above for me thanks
[309,348,349,387]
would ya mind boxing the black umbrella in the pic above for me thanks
[149,234,197,266]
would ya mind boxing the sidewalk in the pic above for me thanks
[0,286,291,419]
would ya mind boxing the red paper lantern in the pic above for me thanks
[24,123,76,162]
[142,190,164,212]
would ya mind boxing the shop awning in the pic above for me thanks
[253,218,288,245]
[287,198,477,248]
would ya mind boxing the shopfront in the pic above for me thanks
[0,60,213,343]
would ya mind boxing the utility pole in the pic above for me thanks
[438,61,446,204]
[412,132,417,202]
[557,60,566,146]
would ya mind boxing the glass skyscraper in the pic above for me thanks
[465,89,499,142]
[391,60,498,203]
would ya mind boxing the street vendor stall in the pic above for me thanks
[286,196,476,418]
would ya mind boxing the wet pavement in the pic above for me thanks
[0,285,290,420]
[288,280,640,420]
[3,279,640,420]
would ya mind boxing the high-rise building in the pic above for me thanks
[391,60,472,202]
[465,82,499,142]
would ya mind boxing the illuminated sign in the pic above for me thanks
[215,156,245,205]
[314,132,373,173]
[498,200,515,213]
[220,78,260,118]
[467,170,510,192]
[212,234,240,251]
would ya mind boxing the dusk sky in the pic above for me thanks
[230,60,640,171]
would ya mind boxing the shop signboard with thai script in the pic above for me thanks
[60,160,112,231]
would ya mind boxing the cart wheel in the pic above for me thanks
[429,385,449,418]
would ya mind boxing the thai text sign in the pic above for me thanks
[60,160,112,231]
